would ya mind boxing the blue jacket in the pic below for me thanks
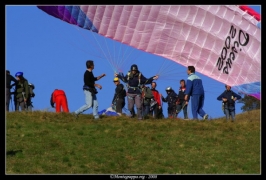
[217,90,241,107]
[185,73,204,96]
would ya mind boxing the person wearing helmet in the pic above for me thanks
[111,77,126,114]
[184,66,208,120]
[114,64,158,120]
[14,72,31,111]
[161,86,178,118]
[217,84,241,122]
[74,60,106,119]
[6,70,18,111]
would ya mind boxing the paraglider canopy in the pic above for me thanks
[37,5,261,100]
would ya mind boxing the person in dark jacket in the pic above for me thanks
[6,70,18,111]
[115,64,158,120]
[176,79,189,119]
[50,89,69,113]
[184,66,208,120]
[111,77,126,114]
[161,87,178,118]
[14,72,31,111]
[74,60,106,119]
[217,85,241,121]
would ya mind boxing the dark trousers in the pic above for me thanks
[167,105,176,118]
[115,98,125,113]
[15,97,32,111]
[176,101,188,119]
[143,103,150,117]
[6,88,11,111]
[150,104,163,119]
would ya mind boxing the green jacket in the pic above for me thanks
[142,86,154,105]
[15,79,29,99]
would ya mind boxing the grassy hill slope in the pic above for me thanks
[6,109,260,174]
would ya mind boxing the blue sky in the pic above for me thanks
[6,5,261,119]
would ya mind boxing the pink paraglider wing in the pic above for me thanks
[37,5,261,99]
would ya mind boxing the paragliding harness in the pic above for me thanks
[126,71,142,92]
[83,85,98,95]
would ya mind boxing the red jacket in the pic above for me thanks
[151,88,161,106]
[50,89,69,113]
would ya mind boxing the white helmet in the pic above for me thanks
[165,86,172,91]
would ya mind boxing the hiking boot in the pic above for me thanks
[203,114,209,120]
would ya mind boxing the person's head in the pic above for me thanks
[130,64,138,75]
[151,82,157,89]
[180,79,186,87]
[113,77,120,85]
[225,84,231,91]
[86,60,94,70]
[15,72,23,81]
[165,86,172,94]
[6,70,10,75]
[187,66,195,75]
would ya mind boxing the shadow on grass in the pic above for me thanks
[6,150,22,156]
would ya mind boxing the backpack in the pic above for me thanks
[28,83,35,97]
[142,86,154,99]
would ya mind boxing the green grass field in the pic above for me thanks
[6,109,260,174]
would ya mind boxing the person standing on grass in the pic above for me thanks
[184,66,208,120]
[150,82,163,119]
[14,72,31,112]
[73,60,106,119]
[114,64,158,120]
[176,79,189,119]
[6,70,18,111]
[217,84,241,122]
[141,84,154,118]
[111,77,126,115]
[161,86,178,118]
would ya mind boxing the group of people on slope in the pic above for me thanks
[72,61,210,120]
[7,60,241,122]
[6,70,34,112]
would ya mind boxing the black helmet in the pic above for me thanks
[166,86,172,91]
[130,64,138,71]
